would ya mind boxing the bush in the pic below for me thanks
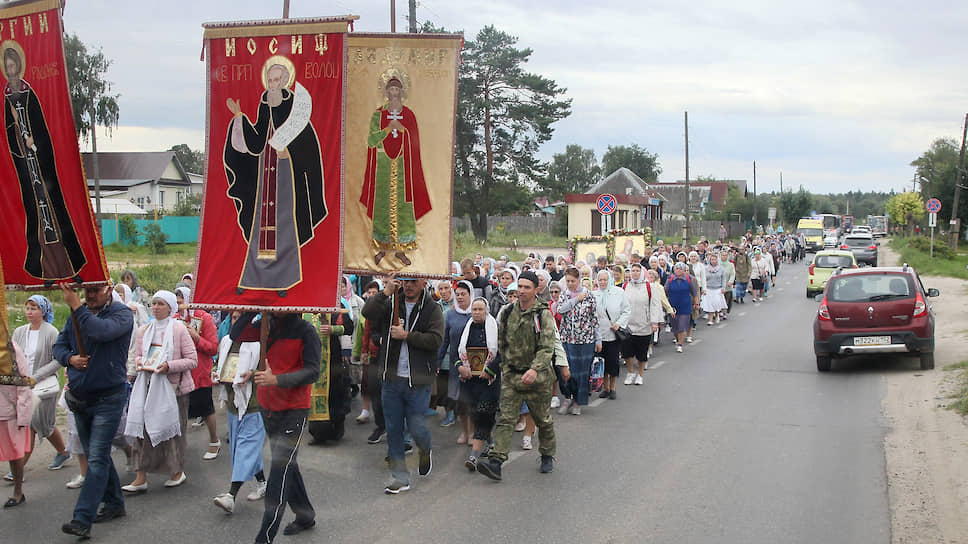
[906,236,954,259]
[118,215,138,245]
[141,223,168,254]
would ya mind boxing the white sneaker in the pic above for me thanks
[569,403,581,416]
[514,421,526,432]
[191,417,205,428]
[213,493,235,514]
[634,375,644,385]
[247,480,267,501]
[355,409,371,424]
[522,435,533,450]
[624,373,635,385]
[558,399,572,415]
[66,474,85,489]
[676,345,683,353]
[550,396,560,409]
[685,336,694,343]
[664,325,671,333]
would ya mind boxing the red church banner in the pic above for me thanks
[193,17,351,312]
[0,0,109,291]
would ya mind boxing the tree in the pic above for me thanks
[538,144,600,201]
[170,193,202,216]
[600,144,662,182]
[169,144,204,174]
[65,34,120,218]
[455,26,571,240]
[911,137,964,226]
[776,187,813,224]
[885,191,925,234]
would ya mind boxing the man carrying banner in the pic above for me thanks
[53,284,133,539]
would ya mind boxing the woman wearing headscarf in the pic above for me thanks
[687,251,707,342]
[593,270,630,400]
[556,267,600,416]
[719,249,736,317]
[534,269,552,302]
[120,269,150,306]
[114,283,148,328]
[665,263,698,353]
[437,281,473,441]
[455,298,501,470]
[701,253,729,326]
[488,269,514,317]
[10,295,71,476]
[0,341,33,508]
[123,290,198,492]
[622,264,663,386]
[733,246,752,304]
[174,287,221,460]
[749,249,770,303]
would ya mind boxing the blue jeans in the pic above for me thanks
[560,343,595,406]
[72,385,127,527]
[381,379,431,485]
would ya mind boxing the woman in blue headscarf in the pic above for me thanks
[9,295,72,480]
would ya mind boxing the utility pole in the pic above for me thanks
[952,113,967,249]
[283,0,289,18]
[683,111,690,244]
[752,161,757,228]
[780,171,783,193]
[409,0,417,32]
[390,0,396,32]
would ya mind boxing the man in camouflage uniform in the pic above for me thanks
[477,271,558,480]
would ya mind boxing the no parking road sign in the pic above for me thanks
[597,193,617,215]
[926,198,942,213]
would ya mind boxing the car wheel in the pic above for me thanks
[806,288,813,298]
[919,352,934,370]
[816,355,832,372]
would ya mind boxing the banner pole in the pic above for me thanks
[70,308,87,357]
[257,312,269,371]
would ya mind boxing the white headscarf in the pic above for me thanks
[629,264,647,284]
[458,299,498,364]
[174,286,191,319]
[142,290,177,369]
[454,280,473,315]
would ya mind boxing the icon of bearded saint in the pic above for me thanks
[223,56,327,296]
[360,72,431,268]
[3,41,85,282]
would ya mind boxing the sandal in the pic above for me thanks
[203,441,221,461]
[3,495,25,508]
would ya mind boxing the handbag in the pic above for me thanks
[605,308,631,343]
[33,375,61,399]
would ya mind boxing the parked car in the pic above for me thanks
[806,250,856,297]
[840,234,878,266]
[813,265,939,371]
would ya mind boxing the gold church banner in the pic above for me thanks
[343,34,461,277]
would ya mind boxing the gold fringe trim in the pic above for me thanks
[389,158,399,244]
[203,21,351,40]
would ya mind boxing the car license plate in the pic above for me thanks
[854,336,891,346]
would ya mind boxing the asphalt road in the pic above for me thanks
[4,259,901,543]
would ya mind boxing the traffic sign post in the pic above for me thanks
[925,199,941,258]
[597,194,617,215]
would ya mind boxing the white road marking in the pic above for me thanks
[650,360,666,369]
[589,397,607,408]
[777,287,785,291]
[717,324,726,329]
[738,312,747,316]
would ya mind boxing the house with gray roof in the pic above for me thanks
[82,151,193,213]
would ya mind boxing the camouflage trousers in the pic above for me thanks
[489,376,556,463]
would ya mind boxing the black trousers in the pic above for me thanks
[368,364,385,431]
[255,409,314,544]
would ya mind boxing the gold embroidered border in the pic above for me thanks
[0,0,61,19]
[389,158,399,244]
[203,21,353,40]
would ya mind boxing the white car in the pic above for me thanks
[823,233,840,247]
[851,226,871,235]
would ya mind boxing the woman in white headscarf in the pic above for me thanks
[437,281,474,440]
[455,298,501,470]
[593,270,630,400]
[123,291,198,492]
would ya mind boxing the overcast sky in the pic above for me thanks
[61,0,968,194]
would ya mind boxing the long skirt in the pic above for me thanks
[131,395,188,475]
[0,418,31,462]
[700,288,728,313]
[227,411,266,483]
[671,313,692,335]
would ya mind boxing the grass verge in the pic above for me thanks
[943,360,968,416]
[889,237,968,279]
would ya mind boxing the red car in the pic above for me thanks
[812,265,939,371]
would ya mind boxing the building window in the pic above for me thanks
[591,210,602,236]
[137,197,144,208]
[176,191,182,204]
[159,190,165,208]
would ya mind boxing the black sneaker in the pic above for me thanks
[384,480,410,494]
[464,456,478,471]
[283,519,315,536]
[367,428,386,444]
[598,390,609,399]
[404,443,414,455]
[93,507,126,523]
[62,520,91,539]
[476,458,502,481]
[608,390,617,400]
[418,449,432,477]
[539,455,554,474]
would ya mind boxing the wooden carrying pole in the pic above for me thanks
[70,307,87,357]
[257,312,269,371]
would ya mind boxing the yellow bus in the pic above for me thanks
[797,218,824,251]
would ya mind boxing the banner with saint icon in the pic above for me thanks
[0,0,110,291]
[193,17,353,312]
[342,33,461,277]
